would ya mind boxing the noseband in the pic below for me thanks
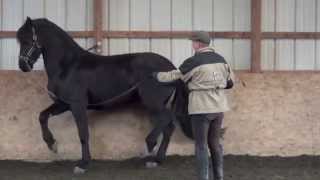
[19,27,42,70]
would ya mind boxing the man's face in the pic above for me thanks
[192,41,200,51]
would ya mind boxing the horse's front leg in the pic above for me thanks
[70,103,91,174]
[39,102,69,153]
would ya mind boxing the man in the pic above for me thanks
[152,31,234,180]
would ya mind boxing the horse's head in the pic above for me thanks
[17,17,42,72]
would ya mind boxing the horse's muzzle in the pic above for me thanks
[19,58,33,72]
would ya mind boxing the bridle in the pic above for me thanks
[19,27,42,70]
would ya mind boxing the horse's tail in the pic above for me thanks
[172,80,194,139]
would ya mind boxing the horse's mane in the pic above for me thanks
[33,18,84,51]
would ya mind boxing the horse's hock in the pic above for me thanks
[0,71,320,160]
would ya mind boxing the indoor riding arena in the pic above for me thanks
[1,0,320,180]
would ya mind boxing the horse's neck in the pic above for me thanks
[41,40,82,79]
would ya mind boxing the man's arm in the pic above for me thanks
[154,68,194,83]
[155,70,183,83]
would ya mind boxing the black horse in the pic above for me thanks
[16,17,192,174]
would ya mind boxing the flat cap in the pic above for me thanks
[189,31,211,45]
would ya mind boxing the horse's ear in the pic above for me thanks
[26,16,33,27]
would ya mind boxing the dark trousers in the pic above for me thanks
[191,113,224,180]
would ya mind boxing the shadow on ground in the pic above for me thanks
[0,155,319,180]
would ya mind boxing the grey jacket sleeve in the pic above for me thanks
[156,69,193,83]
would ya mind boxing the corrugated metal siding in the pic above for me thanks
[102,0,251,69]
[0,0,93,70]
[262,0,320,70]
[2,0,318,71]
[103,0,251,69]
[0,0,251,70]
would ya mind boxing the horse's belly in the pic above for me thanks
[87,88,140,110]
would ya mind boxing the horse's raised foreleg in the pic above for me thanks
[70,103,91,174]
[39,102,69,153]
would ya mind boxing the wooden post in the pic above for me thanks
[94,0,103,54]
[251,0,262,73]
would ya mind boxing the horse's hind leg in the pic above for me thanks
[145,109,174,168]
[39,102,69,153]
[154,122,175,163]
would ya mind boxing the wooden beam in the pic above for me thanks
[0,31,95,38]
[0,31,16,38]
[103,31,251,39]
[2,30,320,40]
[251,0,262,73]
[263,32,320,39]
[94,0,104,53]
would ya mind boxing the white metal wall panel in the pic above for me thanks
[172,0,192,31]
[151,0,170,31]
[108,0,129,30]
[275,40,294,70]
[130,0,149,31]
[261,40,275,70]
[102,0,109,55]
[296,0,316,32]
[130,39,150,53]
[0,0,93,69]
[261,0,275,70]
[213,39,234,67]
[102,0,109,30]
[262,0,275,32]
[45,0,66,28]
[213,1,234,68]
[1,0,23,70]
[150,0,171,59]
[233,0,251,31]
[276,0,295,31]
[171,0,192,67]
[0,0,2,68]
[233,40,251,70]
[193,0,212,31]
[295,0,316,70]
[317,40,320,69]
[0,0,2,30]
[66,0,87,48]
[275,0,295,70]
[172,39,192,67]
[109,39,129,55]
[86,0,94,31]
[151,39,171,59]
[233,0,251,70]
[295,40,315,70]
[130,0,150,53]
[108,0,130,55]
[213,0,233,31]
[24,0,44,19]
[317,0,320,69]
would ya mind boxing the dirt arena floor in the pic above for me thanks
[0,155,319,180]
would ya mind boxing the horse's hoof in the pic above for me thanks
[73,166,87,174]
[49,141,58,153]
[145,161,158,168]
